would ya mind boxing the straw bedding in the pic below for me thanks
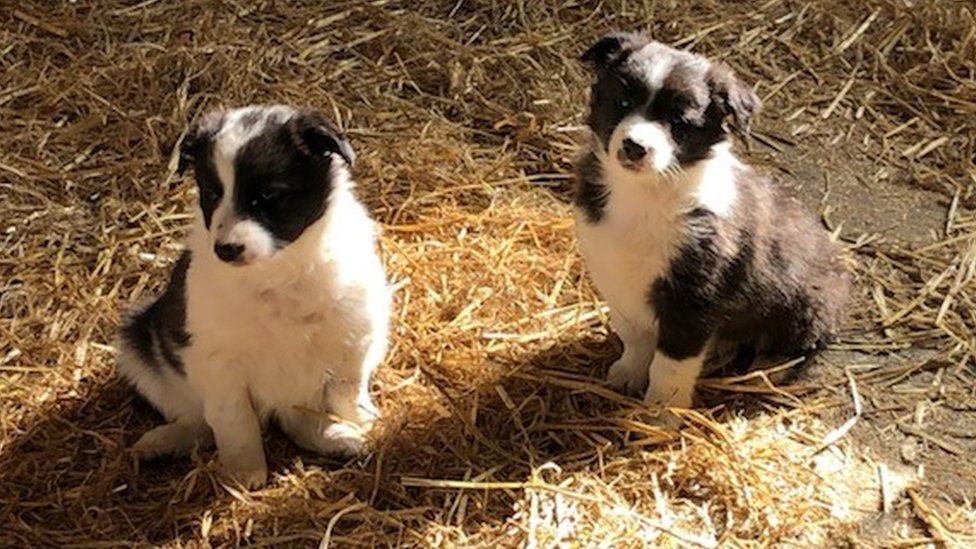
[1,0,974,546]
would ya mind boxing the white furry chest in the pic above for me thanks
[183,259,372,415]
[576,179,688,325]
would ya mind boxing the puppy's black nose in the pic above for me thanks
[621,138,647,162]
[214,243,245,263]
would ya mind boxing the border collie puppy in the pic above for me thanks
[574,33,850,424]
[117,106,390,488]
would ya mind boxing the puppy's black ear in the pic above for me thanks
[177,109,225,175]
[706,63,759,133]
[177,131,198,175]
[289,110,356,167]
[580,32,647,70]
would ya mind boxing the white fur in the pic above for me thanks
[612,115,676,172]
[692,142,738,217]
[632,43,675,89]
[119,108,390,488]
[215,217,278,264]
[577,139,741,421]
[644,353,704,428]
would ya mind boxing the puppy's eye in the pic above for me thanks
[251,188,281,208]
[202,186,221,201]
[617,98,632,110]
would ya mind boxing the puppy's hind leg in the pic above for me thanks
[132,416,213,459]
[117,338,210,459]
[325,331,385,429]
[282,336,387,459]
[277,406,367,458]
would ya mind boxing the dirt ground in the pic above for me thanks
[1,1,974,547]
[762,122,976,540]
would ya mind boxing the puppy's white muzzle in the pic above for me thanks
[611,116,675,173]
[213,217,277,266]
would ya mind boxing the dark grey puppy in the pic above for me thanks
[573,33,850,424]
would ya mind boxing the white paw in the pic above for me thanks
[132,421,211,459]
[218,452,268,489]
[647,407,684,430]
[355,398,380,428]
[644,386,693,430]
[607,358,648,397]
[318,422,368,458]
[132,427,175,460]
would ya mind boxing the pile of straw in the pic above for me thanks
[1,1,973,546]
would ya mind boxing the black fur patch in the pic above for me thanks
[650,169,849,366]
[650,208,727,360]
[574,151,608,223]
[179,110,226,226]
[586,71,650,151]
[120,250,192,375]
[229,111,354,245]
[191,141,222,229]
[232,123,334,244]
[769,240,788,273]
[670,100,727,165]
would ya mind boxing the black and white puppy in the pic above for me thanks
[575,33,850,424]
[117,106,390,488]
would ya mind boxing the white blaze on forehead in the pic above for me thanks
[614,115,675,172]
[630,42,676,89]
[210,140,235,238]
[213,105,296,182]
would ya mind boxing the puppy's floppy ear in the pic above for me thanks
[177,130,199,175]
[706,63,759,133]
[288,109,356,167]
[580,32,647,70]
[177,109,225,175]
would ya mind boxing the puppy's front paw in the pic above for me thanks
[132,426,179,460]
[218,453,268,489]
[644,386,692,431]
[647,407,684,430]
[315,422,368,458]
[355,398,380,429]
[607,358,648,397]
[131,420,212,460]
